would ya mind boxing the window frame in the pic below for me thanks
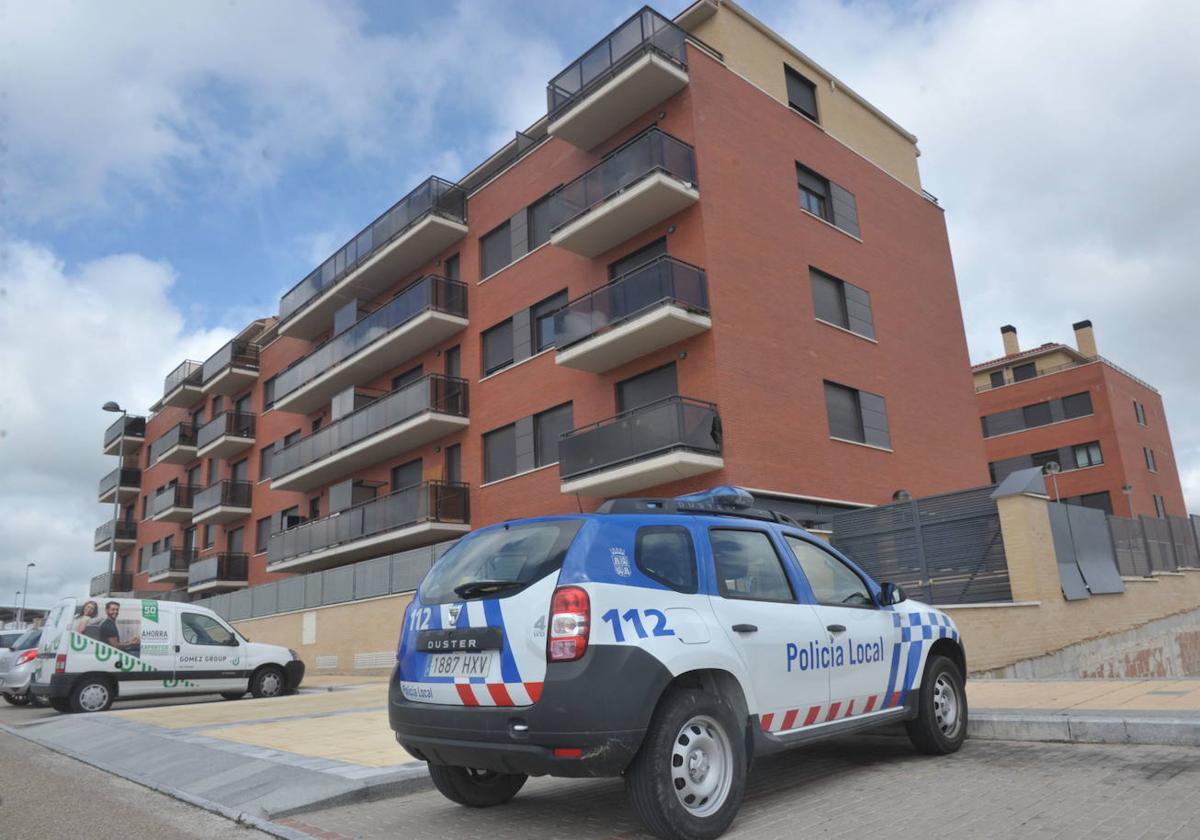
[784,64,819,122]
[636,525,698,594]
[180,612,239,647]
[708,527,797,604]
[533,402,573,468]
[1144,447,1158,472]
[482,422,517,484]
[796,163,832,222]
[480,220,513,279]
[481,318,515,376]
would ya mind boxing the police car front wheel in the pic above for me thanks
[905,654,967,755]
[427,764,527,808]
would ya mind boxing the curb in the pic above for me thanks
[969,712,1200,747]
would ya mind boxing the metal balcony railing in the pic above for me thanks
[193,481,253,515]
[547,6,688,118]
[151,484,197,517]
[163,360,203,395]
[104,415,145,448]
[189,553,249,588]
[551,128,697,233]
[274,275,467,401]
[553,256,708,350]
[279,176,468,322]
[148,422,198,464]
[268,481,468,566]
[98,467,141,498]
[268,375,468,480]
[197,411,256,450]
[95,520,137,545]
[202,338,260,384]
[146,548,195,577]
[91,572,133,596]
[559,396,722,480]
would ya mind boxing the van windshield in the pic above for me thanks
[419,520,583,604]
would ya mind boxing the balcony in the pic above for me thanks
[547,7,690,150]
[192,481,253,526]
[151,484,197,523]
[149,422,198,466]
[273,275,468,415]
[278,177,469,340]
[559,396,724,496]
[154,360,204,410]
[196,411,256,459]
[269,374,469,493]
[550,128,698,258]
[554,256,710,373]
[94,520,137,552]
[200,338,260,396]
[103,415,146,456]
[146,548,194,584]
[90,572,134,597]
[267,481,469,573]
[98,465,141,505]
[188,553,249,594]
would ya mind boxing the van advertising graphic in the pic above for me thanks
[73,599,141,657]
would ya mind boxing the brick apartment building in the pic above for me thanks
[92,0,990,598]
[974,320,1186,519]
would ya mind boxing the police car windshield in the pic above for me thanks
[420,520,583,604]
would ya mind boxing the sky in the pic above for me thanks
[1,0,1198,608]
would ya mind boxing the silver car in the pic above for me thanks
[0,629,46,707]
[0,630,26,651]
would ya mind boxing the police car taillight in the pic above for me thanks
[55,654,67,673]
[547,586,589,662]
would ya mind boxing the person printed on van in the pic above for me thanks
[74,600,99,634]
[97,601,140,656]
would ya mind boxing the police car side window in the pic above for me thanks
[636,526,698,593]
[785,536,874,608]
[710,529,795,603]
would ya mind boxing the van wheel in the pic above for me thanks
[2,692,28,706]
[250,666,285,699]
[625,688,746,840]
[905,654,968,755]
[221,691,246,701]
[49,698,72,714]
[70,677,114,713]
[427,764,527,807]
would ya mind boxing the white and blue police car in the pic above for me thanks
[389,486,966,840]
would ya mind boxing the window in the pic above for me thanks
[283,429,301,448]
[1154,494,1167,518]
[796,164,830,220]
[255,516,271,554]
[482,318,515,375]
[231,458,249,484]
[1074,442,1103,468]
[259,444,273,477]
[824,381,891,448]
[528,193,559,250]
[444,345,460,379]
[1062,392,1093,419]
[1144,447,1157,472]
[311,417,322,433]
[1022,401,1052,428]
[483,423,517,483]
[151,539,161,555]
[534,403,573,467]
[531,290,568,353]
[990,371,1005,388]
[1079,492,1113,515]
[190,407,205,429]
[227,526,245,554]
[203,525,213,548]
[636,526,697,593]
[617,363,678,413]
[710,529,794,603]
[810,268,874,339]
[785,536,873,608]
[263,374,276,409]
[784,65,818,121]
[281,505,302,530]
[982,393,1095,437]
[392,365,424,391]
[1030,449,1060,471]
[391,458,422,493]
[1012,362,1037,382]
[1134,400,1147,426]
[211,395,224,417]
[608,238,667,279]
[480,221,512,278]
[445,444,461,484]
[180,612,236,646]
[444,253,460,282]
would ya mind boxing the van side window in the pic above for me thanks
[784,535,874,608]
[710,529,795,603]
[181,613,237,646]
[636,526,697,593]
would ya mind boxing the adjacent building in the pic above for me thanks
[974,321,1186,518]
[92,0,990,598]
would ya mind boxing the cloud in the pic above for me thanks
[769,0,1200,509]
[0,236,232,608]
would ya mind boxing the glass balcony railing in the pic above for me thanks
[274,275,467,402]
[95,520,137,546]
[551,128,696,232]
[163,360,203,395]
[553,256,708,350]
[189,553,249,588]
[201,338,259,384]
[151,484,197,517]
[91,572,133,596]
[278,176,468,322]
[268,374,468,480]
[104,415,145,448]
[197,411,256,450]
[149,422,197,464]
[146,548,195,578]
[547,6,688,118]
[559,396,722,480]
[267,481,468,566]
[193,481,253,515]
[98,466,141,499]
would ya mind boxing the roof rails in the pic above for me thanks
[595,496,803,528]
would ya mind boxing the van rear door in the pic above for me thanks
[33,597,75,687]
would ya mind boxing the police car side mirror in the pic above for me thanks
[879,582,907,606]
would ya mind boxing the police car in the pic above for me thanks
[389,487,966,840]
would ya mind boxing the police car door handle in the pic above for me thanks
[826,624,847,634]
[731,624,758,634]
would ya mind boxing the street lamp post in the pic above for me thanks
[17,562,34,625]
[103,401,127,584]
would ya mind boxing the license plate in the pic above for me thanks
[425,652,495,679]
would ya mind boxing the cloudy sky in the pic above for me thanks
[2,0,1197,608]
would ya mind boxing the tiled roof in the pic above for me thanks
[971,342,1084,371]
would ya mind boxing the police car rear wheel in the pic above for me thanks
[905,654,967,755]
[626,688,746,840]
[427,764,527,808]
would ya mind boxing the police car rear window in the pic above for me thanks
[419,520,584,604]
[636,526,697,593]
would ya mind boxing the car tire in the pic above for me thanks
[221,691,246,701]
[427,764,527,808]
[905,654,968,755]
[625,687,747,840]
[250,666,285,699]
[49,697,72,714]
[69,676,115,713]
[2,692,28,706]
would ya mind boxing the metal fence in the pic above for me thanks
[1109,513,1200,575]
[831,486,1012,605]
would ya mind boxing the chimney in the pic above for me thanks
[1001,324,1019,356]
[1073,319,1097,358]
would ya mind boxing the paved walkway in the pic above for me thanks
[969,678,1200,714]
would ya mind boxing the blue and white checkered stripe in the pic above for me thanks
[883,610,958,709]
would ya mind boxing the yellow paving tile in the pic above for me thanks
[208,710,413,768]
[111,683,387,729]
[967,679,1200,713]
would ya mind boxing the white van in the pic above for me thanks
[31,596,304,713]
